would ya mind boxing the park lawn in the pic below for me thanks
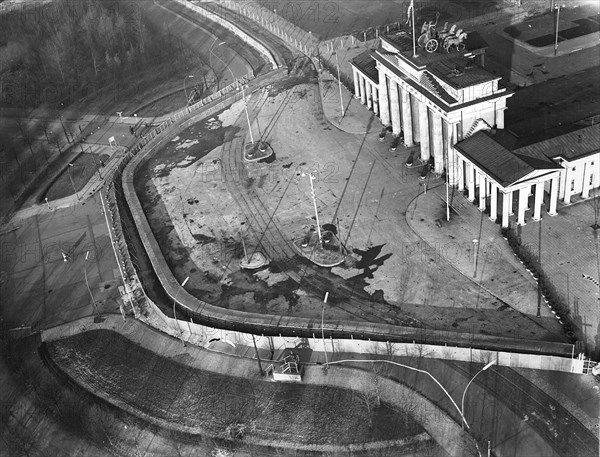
[45,330,425,446]
[44,152,109,202]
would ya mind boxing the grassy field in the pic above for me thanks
[43,152,109,202]
[46,330,424,447]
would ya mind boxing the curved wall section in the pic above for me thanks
[121,71,575,360]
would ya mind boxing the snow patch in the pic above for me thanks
[217,99,245,127]
[254,269,288,287]
[176,139,199,150]
[177,155,196,167]
[171,136,180,142]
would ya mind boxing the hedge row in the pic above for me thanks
[501,227,574,337]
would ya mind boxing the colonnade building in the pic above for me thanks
[350,31,512,176]
[351,30,600,227]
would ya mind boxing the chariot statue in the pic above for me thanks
[416,13,467,53]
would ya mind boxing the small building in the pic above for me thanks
[267,352,303,383]
[450,123,600,227]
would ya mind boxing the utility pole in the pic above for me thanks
[251,334,264,376]
[332,51,345,121]
[322,292,329,365]
[307,171,322,244]
[84,251,100,316]
[554,4,562,56]
[241,85,255,144]
[172,276,190,346]
[67,163,80,201]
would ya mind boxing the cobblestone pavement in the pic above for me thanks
[517,197,600,356]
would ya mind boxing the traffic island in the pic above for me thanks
[293,229,347,268]
[244,140,272,162]
[240,251,269,269]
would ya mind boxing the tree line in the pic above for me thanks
[0,0,189,109]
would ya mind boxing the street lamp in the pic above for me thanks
[183,75,194,105]
[210,40,233,89]
[473,239,479,278]
[303,171,323,245]
[325,358,485,457]
[325,358,470,427]
[172,276,189,346]
[331,51,345,121]
[322,292,329,366]
[461,360,495,430]
[67,163,80,201]
[241,85,255,145]
[554,5,564,56]
[84,251,100,316]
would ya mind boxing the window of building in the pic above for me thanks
[571,180,575,191]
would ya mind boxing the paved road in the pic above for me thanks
[0,193,121,331]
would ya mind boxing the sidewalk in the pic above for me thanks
[406,180,566,340]
[44,311,598,456]
[42,313,477,457]
[317,65,381,136]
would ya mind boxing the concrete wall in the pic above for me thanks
[136,297,584,374]
[174,0,278,70]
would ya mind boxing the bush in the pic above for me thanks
[501,227,571,327]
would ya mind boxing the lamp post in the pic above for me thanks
[210,40,234,89]
[83,144,103,180]
[473,239,479,278]
[461,360,495,431]
[67,163,80,201]
[183,75,194,105]
[554,5,564,56]
[305,171,322,244]
[325,358,470,428]
[241,85,255,145]
[58,105,70,144]
[322,292,329,366]
[173,276,189,346]
[325,358,485,457]
[84,251,100,316]
[332,51,345,121]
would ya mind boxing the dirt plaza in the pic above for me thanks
[134,71,565,344]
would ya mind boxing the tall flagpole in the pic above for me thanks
[446,159,451,222]
[446,129,455,222]
[410,0,417,57]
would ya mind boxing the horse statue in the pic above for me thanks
[443,31,468,53]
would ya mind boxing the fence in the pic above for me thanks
[175,0,279,70]
[219,0,380,109]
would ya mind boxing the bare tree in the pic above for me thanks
[85,403,121,451]
[355,363,384,428]
[1,419,41,457]
[478,350,494,366]
[589,186,600,230]
[441,345,455,361]
[355,387,379,428]
[168,430,185,457]
[49,130,63,154]
[15,120,37,174]
[405,341,432,364]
